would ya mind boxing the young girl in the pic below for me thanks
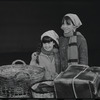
[30,30,61,80]
[59,13,88,71]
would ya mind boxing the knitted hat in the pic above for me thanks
[41,30,59,45]
[64,13,82,28]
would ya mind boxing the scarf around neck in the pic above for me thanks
[41,47,54,56]
[64,32,82,66]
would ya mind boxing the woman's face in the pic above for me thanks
[43,41,55,51]
[61,19,75,34]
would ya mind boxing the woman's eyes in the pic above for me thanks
[62,20,72,25]
[66,21,71,25]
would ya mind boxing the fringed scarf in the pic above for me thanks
[64,32,82,66]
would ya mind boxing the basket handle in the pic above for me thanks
[12,59,26,66]
[14,71,31,80]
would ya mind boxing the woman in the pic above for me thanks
[59,13,88,71]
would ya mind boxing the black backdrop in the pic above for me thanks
[0,0,100,66]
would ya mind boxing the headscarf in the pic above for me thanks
[64,13,82,28]
[41,30,59,45]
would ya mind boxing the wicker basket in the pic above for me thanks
[31,80,55,98]
[0,59,45,98]
[0,76,31,98]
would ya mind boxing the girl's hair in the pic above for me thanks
[41,36,59,49]
[62,16,75,26]
[36,36,59,53]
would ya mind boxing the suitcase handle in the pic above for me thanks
[12,59,26,66]
[67,64,89,71]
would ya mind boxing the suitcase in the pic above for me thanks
[54,64,100,98]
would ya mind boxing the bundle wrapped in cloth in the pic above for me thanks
[31,80,55,98]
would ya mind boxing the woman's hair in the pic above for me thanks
[36,36,59,53]
[62,16,75,26]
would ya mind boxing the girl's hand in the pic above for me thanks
[30,52,38,65]
[32,52,38,61]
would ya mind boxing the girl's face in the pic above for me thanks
[61,19,75,34]
[43,41,55,51]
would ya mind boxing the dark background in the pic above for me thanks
[0,0,100,66]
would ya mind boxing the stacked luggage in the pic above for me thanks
[1,59,100,98]
[54,64,100,98]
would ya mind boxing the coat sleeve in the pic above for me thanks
[77,35,88,65]
[54,51,61,74]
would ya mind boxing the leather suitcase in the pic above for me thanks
[54,64,100,98]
